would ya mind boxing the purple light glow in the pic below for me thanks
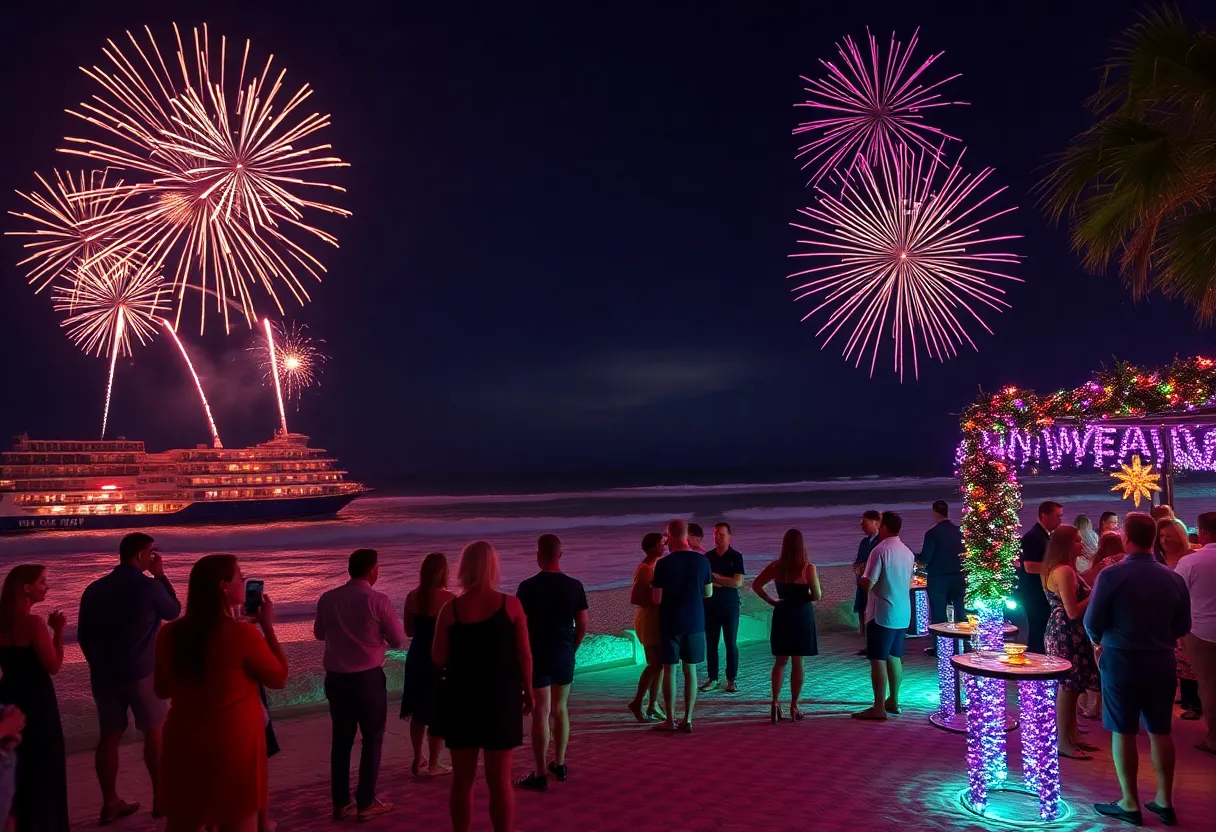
[963,673,988,811]
[986,422,1216,473]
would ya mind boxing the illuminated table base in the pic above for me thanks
[928,623,1019,734]
[906,587,930,638]
[954,653,1071,822]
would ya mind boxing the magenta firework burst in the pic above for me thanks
[788,146,1021,381]
[794,28,966,186]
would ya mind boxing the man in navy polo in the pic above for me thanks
[1085,512,1191,827]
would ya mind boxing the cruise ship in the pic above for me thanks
[0,432,368,532]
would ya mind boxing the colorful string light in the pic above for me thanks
[1018,679,1062,820]
[936,636,956,721]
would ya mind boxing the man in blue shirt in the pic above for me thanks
[1084,512,1191,827]
[78,532,181,823]
[652,518,712,733]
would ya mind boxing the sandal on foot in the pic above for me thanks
[790,706,805,721]
[646,707,666,721]
[677,721,693,734]
[627,701,646,723]
[852,710,887,721]
[1196,740,1216,757]
[1145,801,1177,826]
[653,722,677,733]
[1076,741,1100,752]
[1060,749,1093,760]
[428,764,452,778]
[770,704,784,724]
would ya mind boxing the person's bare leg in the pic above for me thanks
[449,749,478,832]
[885,657,903,713]
[790,657,804,713]
[1111,732,1141,811]
[660,664,676,729]
[409,718,427,774]
[94,730,122,811]
[143,727,162,812]
[629,658,661,720]
[682,662,698,726]
[1148,732,1175,808]
[854,660,888,719]
[484,749,516,832]
[647,660,662,712]
[427,731,448,775]
[552,684,571,766]
[770,656,788,705]
[1057,690,1082,754]
[1084,689,1103,719]
[257,805,274,832]
[529,686,551,774]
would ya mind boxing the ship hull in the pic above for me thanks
[0,492,363,533]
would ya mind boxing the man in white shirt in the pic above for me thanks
[314,548,406,821]
[1177,511,1216,756]
[854,511,915,721]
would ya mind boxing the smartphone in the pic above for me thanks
[244,579,265,617]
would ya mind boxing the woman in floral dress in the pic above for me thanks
[1042,525,1101,759]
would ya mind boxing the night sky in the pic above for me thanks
[1,1,1212,491]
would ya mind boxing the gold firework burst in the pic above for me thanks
[1109,455,1162,508]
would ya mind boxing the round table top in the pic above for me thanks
[951,651,1072,681]
[928,622,1019,639]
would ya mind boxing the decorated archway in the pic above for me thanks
[956,356,1216,641]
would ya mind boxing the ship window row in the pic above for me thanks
[0,465,142,477]
[13,442,144,453]
[1,453,142,465]
[200,485,333,500]
[174,462,334,473]
[186,473,344,486]
[31,502,184,516]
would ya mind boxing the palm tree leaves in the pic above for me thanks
[1039,5,1216,321]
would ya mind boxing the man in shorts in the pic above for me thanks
[652,519,713,733]
[515,534,589,791]
[1085,512,1191,826]
[78,532,181,823]
[854,511,914,721]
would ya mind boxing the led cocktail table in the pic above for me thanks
[906,582,929,638]
[928,621,1018,732]
[952,651,1072,821]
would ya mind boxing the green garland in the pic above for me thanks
[958,356,1216,602]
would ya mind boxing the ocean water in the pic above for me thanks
[4,473,1215,631]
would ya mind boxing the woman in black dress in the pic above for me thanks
[401,552,455,777]
[432,542,532,832]
[1042,525,1101,760]
[0,565,69,832]
[752,529,822,724]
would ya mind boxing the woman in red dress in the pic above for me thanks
[154,555,288,832]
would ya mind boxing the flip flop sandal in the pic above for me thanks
[99,802,140,826]
[1076,742,1100,752]
[677,722,693,735]
[1196,740,1216,757]
[1059,750,1093,760]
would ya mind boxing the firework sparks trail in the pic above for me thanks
[52,263,167,437]
[248,320,326,406]
[263,318,289,436]
[160,319,224,448]
[788,146,1021,381]
[6,169,135,292]
[794,28,966,186]
[59,22,350,334]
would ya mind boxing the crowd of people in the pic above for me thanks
[0,496,1211,830]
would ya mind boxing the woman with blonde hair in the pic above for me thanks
[401,552,456,776]
[0,565,68,831]
[752,529,822,723]
[1041,525,1100,759]
[1075,515,1098,571]
[1158,518,1202,720]
[432,542,532,832]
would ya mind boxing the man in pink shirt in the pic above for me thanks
[314,548,406,821]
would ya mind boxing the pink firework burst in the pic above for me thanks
[794,28,966,186]
[788,146,1021,381]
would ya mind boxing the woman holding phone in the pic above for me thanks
[155,554,288,832]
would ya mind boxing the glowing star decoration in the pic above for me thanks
[59,23,351,333]
[789,145,1021,380]
[1109,454,1161,507]
[793,27,966,186]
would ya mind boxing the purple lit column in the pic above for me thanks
[1018,679,1062,820]
[963,673,988,810]
[915,589,930,635]
[937,636,956,720]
